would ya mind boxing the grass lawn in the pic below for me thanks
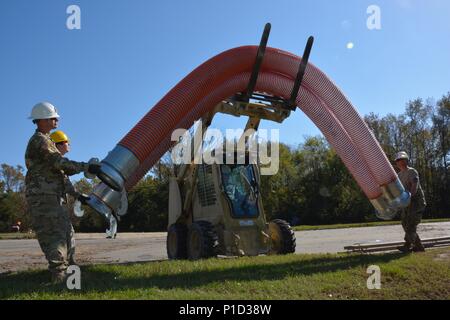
[293,218,450,231]
[1,247,449,300]
[0,232,35,240]
[1,218,449,240]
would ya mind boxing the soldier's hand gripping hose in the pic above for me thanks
[77,193,91,205]
[88,163,102,175]
[73,194,90,218]
[84,158,102,180]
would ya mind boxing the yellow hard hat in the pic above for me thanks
[50,130,70,144]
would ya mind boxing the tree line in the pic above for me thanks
[0,93,449,232]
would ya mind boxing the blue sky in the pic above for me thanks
[1,0,450,174]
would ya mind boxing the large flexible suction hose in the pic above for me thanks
[89,46,409,220]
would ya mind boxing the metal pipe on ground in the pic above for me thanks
[343,236,450,253]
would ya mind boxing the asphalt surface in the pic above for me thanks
[1,222,449,274]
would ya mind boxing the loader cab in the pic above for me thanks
[167,100,296,261]
[189,151,263,226]
[220,163,259,219]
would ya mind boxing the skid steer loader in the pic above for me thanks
[167,25,313,259]
[166,100,297,260]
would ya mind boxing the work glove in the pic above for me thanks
[77,193,91,205]
[87,163,102,175]
[73,200,85,217]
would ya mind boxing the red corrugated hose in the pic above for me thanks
[120,46,396,201]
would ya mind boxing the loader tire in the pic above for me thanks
[187,221,219,260]
[269,219,296,254]
[167,223,188,259]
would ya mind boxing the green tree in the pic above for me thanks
[0,192,28,232]
[0,164,28,232]
[260,143,300,223]
[122,175,169,232]
[0,164,25,193]
[431,93,450,215]
[72,178,106,232]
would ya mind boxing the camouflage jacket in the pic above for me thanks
[398,167,427,213]
[63,176,79,198]
[25,130,88,196]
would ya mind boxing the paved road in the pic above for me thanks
[1,222,449,273]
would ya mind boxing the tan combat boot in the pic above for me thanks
[412,239,425,252]
[397,242,412,253]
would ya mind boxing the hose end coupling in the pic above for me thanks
[97,145,140,192]
[371,178,411,220]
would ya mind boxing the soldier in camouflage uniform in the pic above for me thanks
[395,151,427,253]
[50,130,85,265]
[25,102,100,284]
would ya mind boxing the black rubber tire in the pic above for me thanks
[269,219,296,254]
[187,221,219,260]
[167,223,188,260]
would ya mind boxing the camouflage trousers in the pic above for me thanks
[401,207,423,247]
[27,195,75,275]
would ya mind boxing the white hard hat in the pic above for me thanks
[29,102,60,120]
[395,151,409,161]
